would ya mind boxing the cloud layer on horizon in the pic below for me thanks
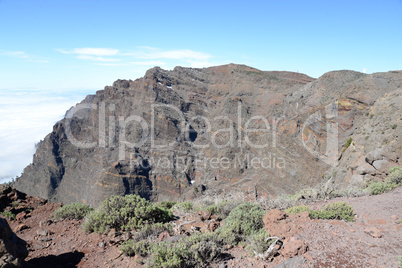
[0,89,90,184]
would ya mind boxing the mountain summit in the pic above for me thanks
[13,64,401,206]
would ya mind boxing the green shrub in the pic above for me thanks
[216,202,265,245]
[203,200,243,219]
[133,223,173,242]
[366,181,393,195]
[174,201,193,213]
[0,211,16,220]
[285,205,311,215]
[365,167,401,195]
[156,201,177,210]
[148,241,186,268]
[53,202,93,220]
[83,195,172,233]
[121,240,152,257]
[342,137,353,152]
[310,202,354,222]
[391,124,397,129]
[147,233,222,268]
[245,229,272,256]
[387,166,401,185]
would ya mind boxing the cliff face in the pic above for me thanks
[13,64,401,206]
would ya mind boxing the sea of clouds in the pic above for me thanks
[0,89,92,184]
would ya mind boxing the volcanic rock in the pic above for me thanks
[12,65,401,206]
[0,218,28,267]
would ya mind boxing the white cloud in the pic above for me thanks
[0,50,29,58]
[0,89,91,183]
[95,63,126,66]
[128,49,211,61]
[58,48,119,56]
[57,46,216,70]
[0,49,49,63]
[77,55,121,62]
[130,60,166,66]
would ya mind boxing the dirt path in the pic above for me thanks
[300,187,402,267]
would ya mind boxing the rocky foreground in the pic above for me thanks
[1,184,401,268]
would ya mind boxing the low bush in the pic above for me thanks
[216,202,265,245]
[83,195,172,233]
[285,205,311,215]
[203,199,242,219]
[366,181,394,195]
[132,223,173,242]
[148,233,222,268]
[387,166,401,185]
[156,201,176,210]
[245,229,272,256]
[53,202,93,220]
[365,167,401,195]
[174,201,193,213]
[309,201,354,222]
[121,240,152,257]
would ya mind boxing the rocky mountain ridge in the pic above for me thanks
[13,64,401,206]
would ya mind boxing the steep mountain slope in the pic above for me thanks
[13,64,401,206]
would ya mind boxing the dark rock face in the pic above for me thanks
[13,64,401,206]
[0,217,28,267]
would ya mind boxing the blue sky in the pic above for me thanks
[1,0,401,91]
[0,0,401,182]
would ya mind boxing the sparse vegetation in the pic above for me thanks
[342,137,353,152]
[148,233,222,268]
[83,195,172,233]
[285,202,355,222]
[387,166,402,185]
[53,202,93,220]
[132,223,173,242]
[203,200,243,219]
[309,202,355,222]
[391,124,397,129]
[156,201,176,210]
[216,202,265,245]
[365,166,401,195]
[0,211,16,220]
[11,201,20,208]
[285,205,311,215]
[121,233,222,267]
[174,201,193,213]
[366,181,394,195]
[245,229,272,256]
[121,240,152,257]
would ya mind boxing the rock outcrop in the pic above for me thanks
[13,64,401,206]
[0,217,28,267]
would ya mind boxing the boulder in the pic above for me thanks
[263,209,287,225]
[158,231,171,242]
[372,160,391,172]
[281,237,308,258]
[364,227,382,238]
[0,217,28,267]
[365,148,385,164]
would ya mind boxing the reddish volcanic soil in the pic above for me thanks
[3,186,402,267]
